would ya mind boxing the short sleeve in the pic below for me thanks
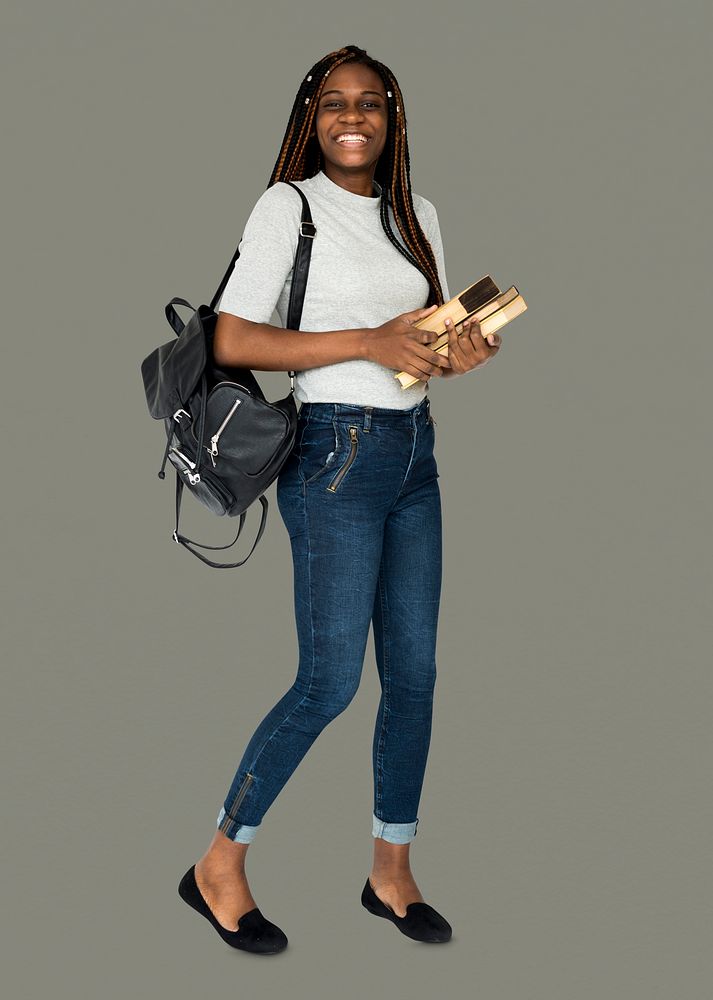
[216,183,301,324]
[416,196,451,302]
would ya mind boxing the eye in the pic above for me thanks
[323,101,381,109]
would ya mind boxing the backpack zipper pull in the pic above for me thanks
[208,398,242,467]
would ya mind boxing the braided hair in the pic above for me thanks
[266,44,446,308]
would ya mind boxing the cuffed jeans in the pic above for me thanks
[216,395,442,845]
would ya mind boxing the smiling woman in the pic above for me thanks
[179,44,455,953]
[213,54,451,406]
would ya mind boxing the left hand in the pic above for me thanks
[441,315,501,376]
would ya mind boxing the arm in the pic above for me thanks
[419,198,461,379]
[215,184,369,371]
[213,313,369,370]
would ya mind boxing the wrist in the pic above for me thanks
[358,327,374,361]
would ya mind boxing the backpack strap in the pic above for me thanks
[209,180,317,390]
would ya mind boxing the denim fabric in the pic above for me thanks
[216,395,442,845]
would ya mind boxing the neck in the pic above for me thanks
[321,164,378,198]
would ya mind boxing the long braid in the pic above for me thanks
[266,44,446,308]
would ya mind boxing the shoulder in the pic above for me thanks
[411,192,439,232]
[247,181,304,221]
[412,192,436,214]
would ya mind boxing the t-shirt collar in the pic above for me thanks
[313,168,384,209]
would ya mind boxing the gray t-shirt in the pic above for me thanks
[216,168,450,409]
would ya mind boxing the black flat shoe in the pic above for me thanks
[361,877,453,943]
[178,864,288,954]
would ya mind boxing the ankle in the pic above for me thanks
[370,866,413,882]
[200,836,249,875]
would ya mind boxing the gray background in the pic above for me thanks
[2,1,711,997]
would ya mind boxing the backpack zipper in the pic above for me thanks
[171,447,202,485]
[207,398,242,467]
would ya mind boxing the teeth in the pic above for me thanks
[336,134,368,143]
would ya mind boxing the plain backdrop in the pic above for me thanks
[2,1,711,998]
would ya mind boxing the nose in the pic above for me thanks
[339,105,365,123]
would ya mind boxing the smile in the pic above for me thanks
[334,134,371,146]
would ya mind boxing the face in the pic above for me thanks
[311,63,389,177]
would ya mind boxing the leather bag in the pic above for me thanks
[140,181,316,568]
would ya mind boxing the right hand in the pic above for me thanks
[365,304,451,383]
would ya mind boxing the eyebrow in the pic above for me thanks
[320,89,385,98]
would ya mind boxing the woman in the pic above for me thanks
[178,44,501,954]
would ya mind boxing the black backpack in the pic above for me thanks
[140,182,316,568]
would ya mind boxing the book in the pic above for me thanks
[394,276,527,389]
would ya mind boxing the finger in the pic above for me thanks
[402,368,431,384]
[470,321,499,353]
[467,319,491,360]
[459,318,483,362]
[405,356,435,382]
[446,315,464,350]
[444,317,464,372]
[404,303,439,325]
[413,344,450,375]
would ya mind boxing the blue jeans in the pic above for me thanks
[216,395,442,845]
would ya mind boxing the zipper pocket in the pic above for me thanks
[190,382,253,465]
[167,447,234,511]
[326,426,358,493]
[207,397,243,467]
[170,447,201,486]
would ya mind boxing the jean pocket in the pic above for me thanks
[299,420,342,486]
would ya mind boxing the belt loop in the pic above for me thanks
[363,406,372,432]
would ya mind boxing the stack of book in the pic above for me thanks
[395,275,527,389]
